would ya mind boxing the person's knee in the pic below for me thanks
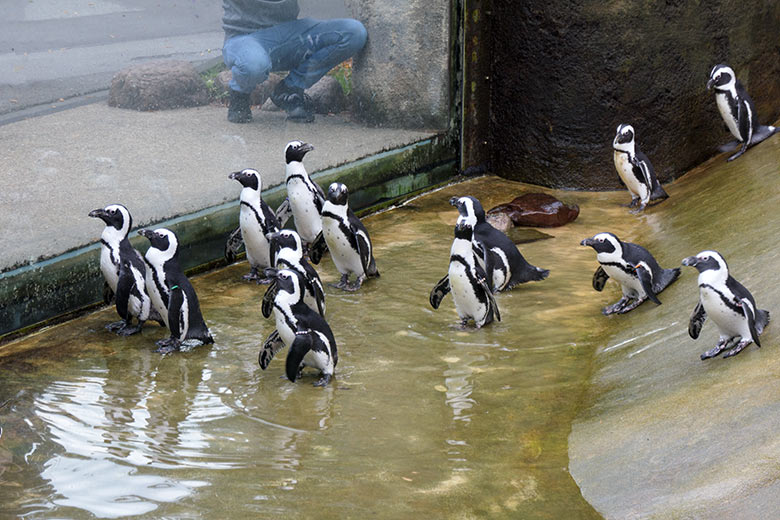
[343,19,367,53]
[233,53,272,88]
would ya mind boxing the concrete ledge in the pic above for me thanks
[0,136,457,341]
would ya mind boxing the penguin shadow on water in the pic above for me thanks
[581,232,681,316]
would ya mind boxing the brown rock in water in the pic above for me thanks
[108,60,209,111]
[488,193,579,228]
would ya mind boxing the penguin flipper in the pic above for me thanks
[261,279,279,319]
[592,265,609,292]
[286,332,314,382]
[259,329,285,369]
[167,286,185,342]
[430,274,451,309]
[478,274,501,323]
[689,302,707,340]
[739,298,761,347]
[275,198,292,227]
[115,262,135,320]
[654,267,681,294]
[353,226,378,278]
[637,267,661,305]
[756,309,770,336]
[309,232,328,264]
[224,226,244,263]
[728,101,750,161]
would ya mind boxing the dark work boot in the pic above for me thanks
[227,90,252,123]
[270,80,315,123]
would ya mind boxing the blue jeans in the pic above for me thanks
[223,18,367,94]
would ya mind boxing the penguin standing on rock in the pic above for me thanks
[229,168,280,283]
[707,64,780,161]
[682,250,769,360]
[310,182,379,291]
[612,124,668,212]
[262,229,326,317]
[139,228,213,353]
[259,268,338,387]
[581,232,680,315]
[449,195,548,292]
[280,141,326,246]
[430,220,500,328]
[89,204,159,334]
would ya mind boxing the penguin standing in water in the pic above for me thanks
[707,64,780,161]
[229,168,280,283]
[259,269,338,387]
[262,229,326,317]
[139,228,213,353]
[449,196,548,292]
[682,250,770,360]
[581,232,680,315]
[310,182,379,291]
[281,141,326,246]
[612,124,668,212]
[89,204,160,334]
[430,220,500,328]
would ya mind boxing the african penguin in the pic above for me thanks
[139,228,213,353]
[449,195,548,293]
[258,268,338,387]
[312,182,379,291]
[262,229,326,316]
[707,64,779,161]
[281,141,326,245]
[613,124,668,212]
[430,220,500,328]
[229,168,280,283]
[682,250,769,359]
[89,204,160,334]
[581,232,680,315]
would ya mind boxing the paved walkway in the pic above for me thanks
[0,101,434,272]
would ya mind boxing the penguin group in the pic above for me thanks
[88,62,775,386]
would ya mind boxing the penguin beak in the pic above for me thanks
[448,196,460,207]
[228,171,242,181]
[299,143,314,153]
[88,208,107,218]
[138,229,154,240]
[706,79,714,91]
[682,256,699,267]
[263,267,280,280]
[580,237,595,247]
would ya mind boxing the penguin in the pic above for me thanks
[89,204,159,334]
[261,229,326,317]
[282,140,327,245]
[613,124,669,212]
[139,228,214,353]
[430,220,500,328]
[229,168,280,283]
[311,182,379,291]
[682,250,770,359]
[707,64,780,161]
[580,232,680,315]
[258,268,338,387]
[449,195,548,293]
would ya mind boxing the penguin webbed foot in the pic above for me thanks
[722,338,753,358]
[629,203,647,215]
[155,340,181,354]
[602,297,630,315]
[116,321,143,336]
[727,143,748,162]
[624,197,640,208]
[243,267,261,282]
[700,336,739,360]
[345,276,365,292]
[313,373,332,387]
[329,274,351,291]
[616,297,646,314]
[155,336,177,349]
[105,320,126,332]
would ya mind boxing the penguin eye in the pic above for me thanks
[702,255,709,261]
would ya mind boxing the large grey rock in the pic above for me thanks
[308,76,347,114]
[489,0,780,189]
[213,70,283,106]
[108,60,210,111]
[344,0,450,129]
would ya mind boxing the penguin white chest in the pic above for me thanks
[322,217,363,275]
[100,245,119,291]
[716,93,742,141]
[274,307,297,346]
[239,205,271,268]
[602,262,643,298]
[288,180,322,242]
[613,151,645,199]
[700,286,749,338]
[145,267,169,327]
[449,261,485,321]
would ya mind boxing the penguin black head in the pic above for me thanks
[285,140,314,164]
[264,267,304,301]
[707,64,735,92]
[229,168,261,191]
[682,250,727,274]
[448,196,486,224]
[613,124,635,151]
[327,182,349,206]
[266,229,301,253]
[580,232,621,255]
[89,204,131,233]
[139,228,178,257]
[453,220,474,241]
